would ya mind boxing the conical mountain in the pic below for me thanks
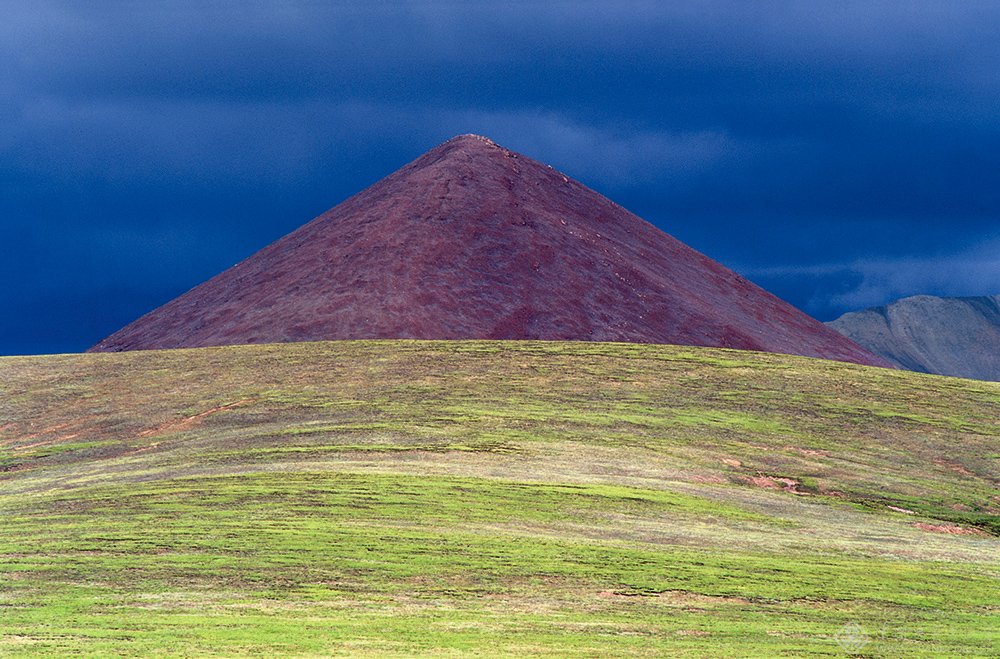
[90,134,889,367]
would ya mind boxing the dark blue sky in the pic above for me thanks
[4,2,1000,355]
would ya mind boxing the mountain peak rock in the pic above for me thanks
[90,135,889,368]
[828,294,1000,378]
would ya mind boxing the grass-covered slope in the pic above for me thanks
[1,341,998,656]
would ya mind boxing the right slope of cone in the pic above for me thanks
[90,134,892,368]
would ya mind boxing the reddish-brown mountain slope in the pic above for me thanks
[90,134,890,367]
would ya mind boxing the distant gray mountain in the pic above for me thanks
[827,294,1000,380]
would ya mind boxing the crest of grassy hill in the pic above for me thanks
[0,340,998,656]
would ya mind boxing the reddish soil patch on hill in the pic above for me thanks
[913,522,989,537]
[139,399,253,438]
[90,135,890,367]
[747,474,809,494]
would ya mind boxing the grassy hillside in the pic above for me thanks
[1,340,998,656]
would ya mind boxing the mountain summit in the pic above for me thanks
[829,294,1000,379]
[90,134,888,367]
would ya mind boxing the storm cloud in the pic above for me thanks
[4,1,1000,353]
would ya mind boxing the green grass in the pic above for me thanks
[0,340,998,656]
